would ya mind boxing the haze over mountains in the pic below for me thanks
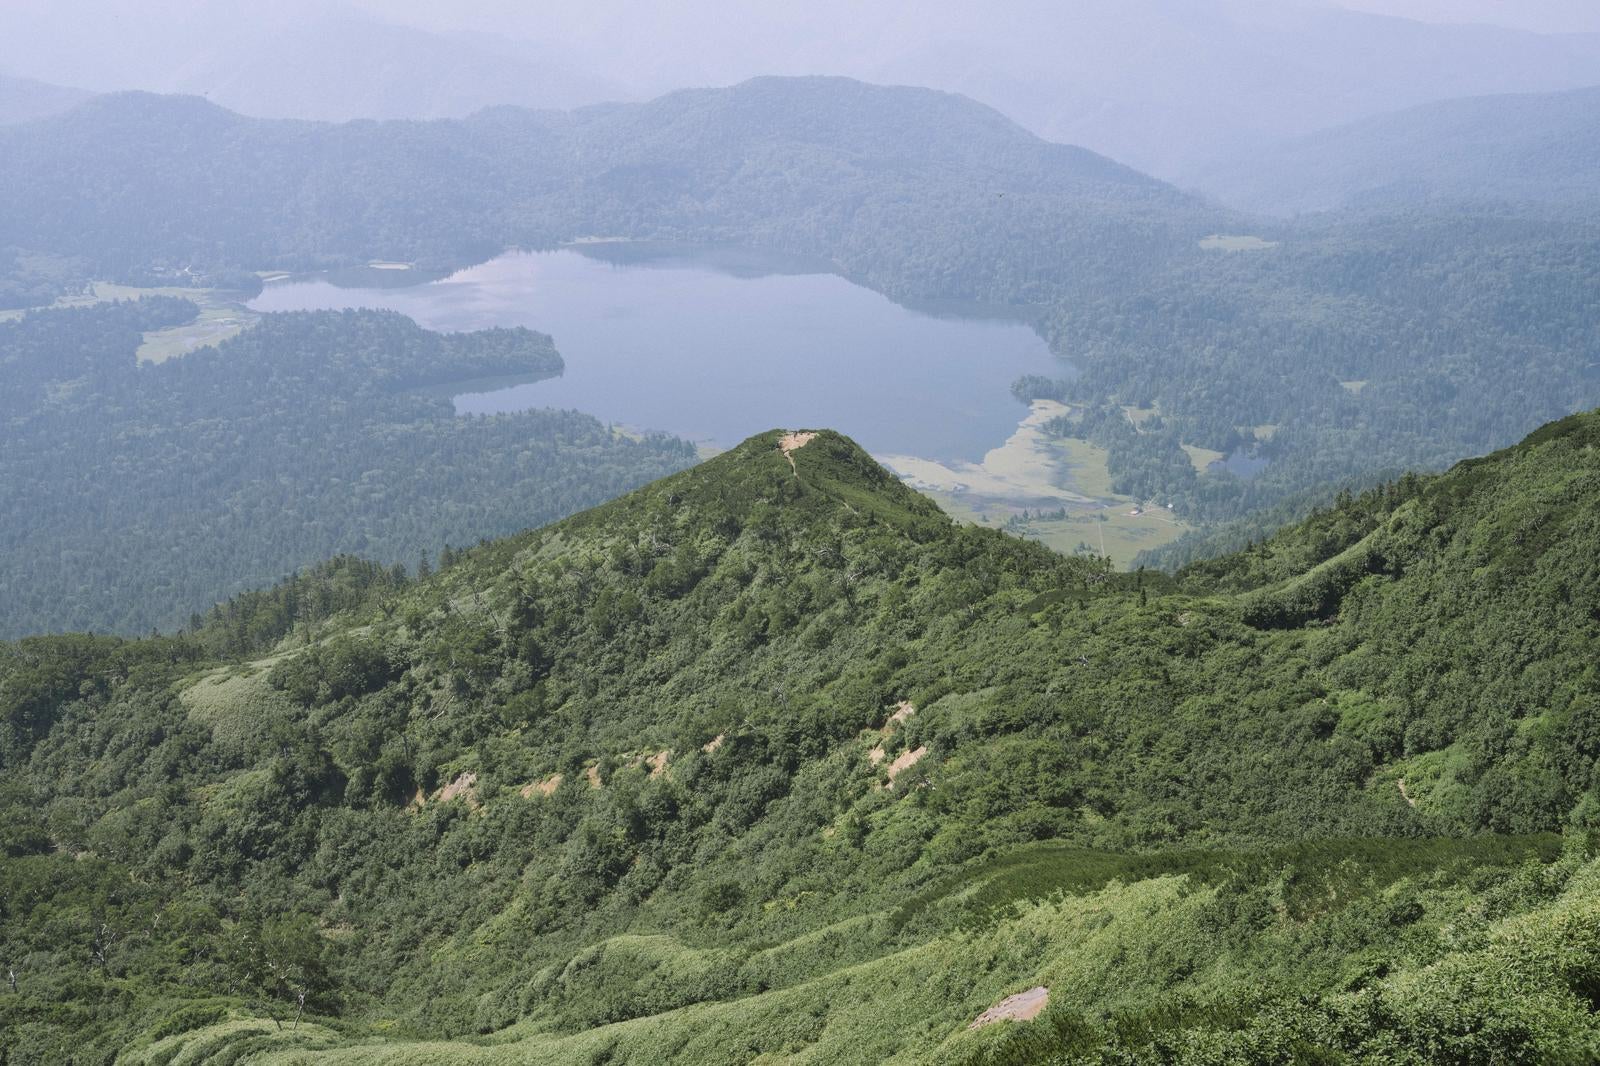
[1202,83,1600,214]
[0,72,92,125]
[7,0,1600,178]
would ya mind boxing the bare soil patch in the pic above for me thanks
[520,773,563,798]
[436,772,480,807]
[778,431,819,472]
[968,986,1049,1029]
[885,746,927,788]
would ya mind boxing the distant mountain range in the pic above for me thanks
[0,72,90,124]
[1195,83,1600,214]
[853,0,1600,179]
[167,13,629,121]
[0,77,1215,297]
[7,0,1600,178]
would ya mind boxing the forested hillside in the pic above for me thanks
[4,78,1598,550]
[0,301,695,636]
[4,413,1600,1062]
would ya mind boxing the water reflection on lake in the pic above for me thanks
[248,244,1061,462]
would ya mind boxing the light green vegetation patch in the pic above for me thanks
[137,301,257,363]
[1010,505,1188,567]
[118,1014,342,1064]
[1340,380,1368,394]
[180,666,298,753]
[1181,443,1226,474]
[898,429,1190,567]
[1051,435,1118,501]
[924,433,1191,566]
[0,280,259,360]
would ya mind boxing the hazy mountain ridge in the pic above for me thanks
[0,4,626,121]
[11,1,1600,177]
[0,77,1217,290]
[172,12,629,121]
[865,0,1600,178]
[0,72,90,124]
[1200,83,1600,214]
[5,412,1600,1060]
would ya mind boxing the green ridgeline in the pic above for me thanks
[5,417,1600,1063]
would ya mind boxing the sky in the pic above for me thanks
[347,0,1600,38]
[1332,0,1600,32]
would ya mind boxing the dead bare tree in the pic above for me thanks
[91,921,119,969]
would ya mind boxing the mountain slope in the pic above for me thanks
[1201,83,1600,214]
[4,414,1600,1061]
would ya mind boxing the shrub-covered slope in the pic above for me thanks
[3,417,1600,1062]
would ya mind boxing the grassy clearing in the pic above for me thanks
[1050,436,1115,499]
[1009,506,1187,567]
[138,302,257,362]
[0,280,259,360]
[911,434,1189,567]
[1181,443,1225,474]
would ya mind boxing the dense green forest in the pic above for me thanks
[1048,211,1600,528]
[0,300,695,636]
[4,413,1600,1062]
[4,78,1599,554]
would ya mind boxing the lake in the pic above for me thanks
[247,244,1062,462]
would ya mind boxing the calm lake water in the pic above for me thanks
[248,245,1061,462]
